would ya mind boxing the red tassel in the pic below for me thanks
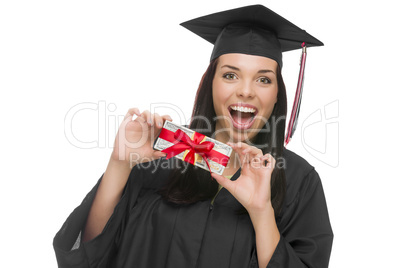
[285,42,307,146]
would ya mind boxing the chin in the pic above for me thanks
[226,124,260,144]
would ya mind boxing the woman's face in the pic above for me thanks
[212,53,278,143]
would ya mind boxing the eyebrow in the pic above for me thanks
[221,64,276,75]
[221,64,240,71]
[257,69,276,75]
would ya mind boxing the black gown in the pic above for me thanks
[53,149,333,268]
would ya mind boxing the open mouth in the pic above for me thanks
[228,103,258,130]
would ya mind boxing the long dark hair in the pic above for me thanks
[159,57,287,217]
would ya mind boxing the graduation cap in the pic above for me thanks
[180,4,323,146]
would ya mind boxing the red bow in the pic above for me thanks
[160,128,228,173]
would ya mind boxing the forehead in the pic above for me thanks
[217,53,278,71]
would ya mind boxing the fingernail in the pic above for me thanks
[158,122,162,127]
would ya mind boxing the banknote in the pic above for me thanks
[153,121,232,175]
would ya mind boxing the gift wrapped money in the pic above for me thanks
[153,121,232,175]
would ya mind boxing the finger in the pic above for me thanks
[161,114,173,122]
[243,150,263,168]
[242,146,263,158]
[211,173,234,193]
[124,107,141,120]
[133,114,147,124]
[245,147,264,168]
[151,150,167,160]
[230,141,258,154]
[227,142,248,165]
[232,142,261,167]
[153,113,163,128]
[260,154,276,169]
[140,110,152,126]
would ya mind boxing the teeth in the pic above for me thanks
[230,105,256,113]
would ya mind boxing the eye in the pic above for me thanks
[258,77,272,84]
[223,73,237,80]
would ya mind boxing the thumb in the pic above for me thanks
[211,173,234,193]
[152,150,167,160]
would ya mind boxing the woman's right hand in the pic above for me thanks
[84,108,171,242]
[111,107,172,168]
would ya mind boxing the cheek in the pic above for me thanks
[212,80,219,110]
[212,79,229,111]
[260,87,278,116]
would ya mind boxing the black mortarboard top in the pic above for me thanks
[181,5,324,146]
[180,4,323,68]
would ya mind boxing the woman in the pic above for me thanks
[54,5,333,268]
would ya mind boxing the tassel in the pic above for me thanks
[285,42,307,146]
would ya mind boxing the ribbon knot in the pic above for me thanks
[162,129,215,172]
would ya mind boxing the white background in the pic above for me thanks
[1,0,401,267]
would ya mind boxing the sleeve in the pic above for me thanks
[266,169,333,268]
[53,167,143,268]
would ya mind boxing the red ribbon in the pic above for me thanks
[159,128,229,173]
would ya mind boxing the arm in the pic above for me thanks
[249,205,280,268]
[82,108,170,242]
[53,108,171,267]
[212,142,279,266]
[212,143,333,268]
[82,157,132,242]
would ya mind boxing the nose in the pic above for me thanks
[236,81,255,99]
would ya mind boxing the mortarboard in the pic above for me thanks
[180,4,323,146]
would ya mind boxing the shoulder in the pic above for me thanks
[282,149,322,204]
[282,149,314,179]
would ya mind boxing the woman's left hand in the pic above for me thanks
[211,142,276,214]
